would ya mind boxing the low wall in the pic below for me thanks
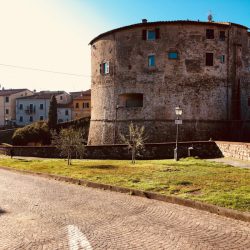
[215,141,250,161]
[0,141,223,159]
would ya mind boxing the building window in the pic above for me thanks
[219,31,226,41]
[206,29,214,39]
[119,93,143,108]
[19,104,23,110]
[65,110,69,116]
[40,104,44,110]
[5,96,9,102]
[220,55,225,63]
[76,103,79,108]
[148,55,155,67]
[147,30,156,40]
[29,116,33,122]
[168,51,179,59]
[60,96,63,100]
[142,28,160,40]
[19,116,23,122]
[206,53,214,66]
[83,102,90,108]
[100,62,109,75]
[5,109,9,114]
[40,116,43,121]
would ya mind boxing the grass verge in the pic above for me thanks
[0,156,249,212]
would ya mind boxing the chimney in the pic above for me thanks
[142,19,147,23]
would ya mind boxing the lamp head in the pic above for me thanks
[175,106,183,116]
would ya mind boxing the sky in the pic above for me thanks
[0,0,249,93]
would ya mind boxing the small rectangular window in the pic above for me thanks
[40,104,44,110]
[5,109,9,114]
[148,55,155,67]
[19,116,23,122]
[86,102,90,108]
[220,55,225,63]
[60,96,63,100]
[100,62,110,75]
[40,116,43,121]
[29,116,33,122]
[206,53,214,66]
[219,31,226,41]
[19,104,23,110]
[147,30,156,40]
[206,29,214,39]
[65,110,69,116]
[5,96,9,102]
[168,51,179,59]
[104,62,109,74]
[76,103,79,108]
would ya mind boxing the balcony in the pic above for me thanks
[25,106,36,114]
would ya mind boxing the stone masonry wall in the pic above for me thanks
[215,141,250,160]
[0,141,222,159]
[88,21,250,145]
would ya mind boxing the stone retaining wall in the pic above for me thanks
[0,141,223,159]
[215,141,250,161]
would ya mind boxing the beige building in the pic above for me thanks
[0,89,33,126]
[72,89,91,119]
[88,19,250,145]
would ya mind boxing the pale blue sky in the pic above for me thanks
[0,0,249,92]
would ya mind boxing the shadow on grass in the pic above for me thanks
[15,158,30,162]
[83,165,118,170]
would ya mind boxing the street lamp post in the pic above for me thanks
[174,106,183,161]
[113,105,120,144]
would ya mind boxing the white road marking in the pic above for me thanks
[67,225,93,250]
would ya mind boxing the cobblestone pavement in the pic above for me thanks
[0,169,250,250]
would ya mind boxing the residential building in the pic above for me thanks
[72,89,91,119]
[16,91,72,126]
[57,103,73,123]
[0,89,33,126]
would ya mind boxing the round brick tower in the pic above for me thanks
[88,20,250,145]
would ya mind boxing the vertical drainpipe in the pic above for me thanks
[227,27,230,121]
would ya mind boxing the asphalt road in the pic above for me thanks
[0,169,250,250]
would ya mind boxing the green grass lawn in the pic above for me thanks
[0,156,249,212]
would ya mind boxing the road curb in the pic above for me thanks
[0,166,249,223]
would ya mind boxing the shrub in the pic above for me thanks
[12,121,51,145]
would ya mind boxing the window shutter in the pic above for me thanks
[142,29,147,40]
[99,63,103,74]
[155,28,160,39]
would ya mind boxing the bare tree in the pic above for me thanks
[51,127,86,165]
[120,122,146,164]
